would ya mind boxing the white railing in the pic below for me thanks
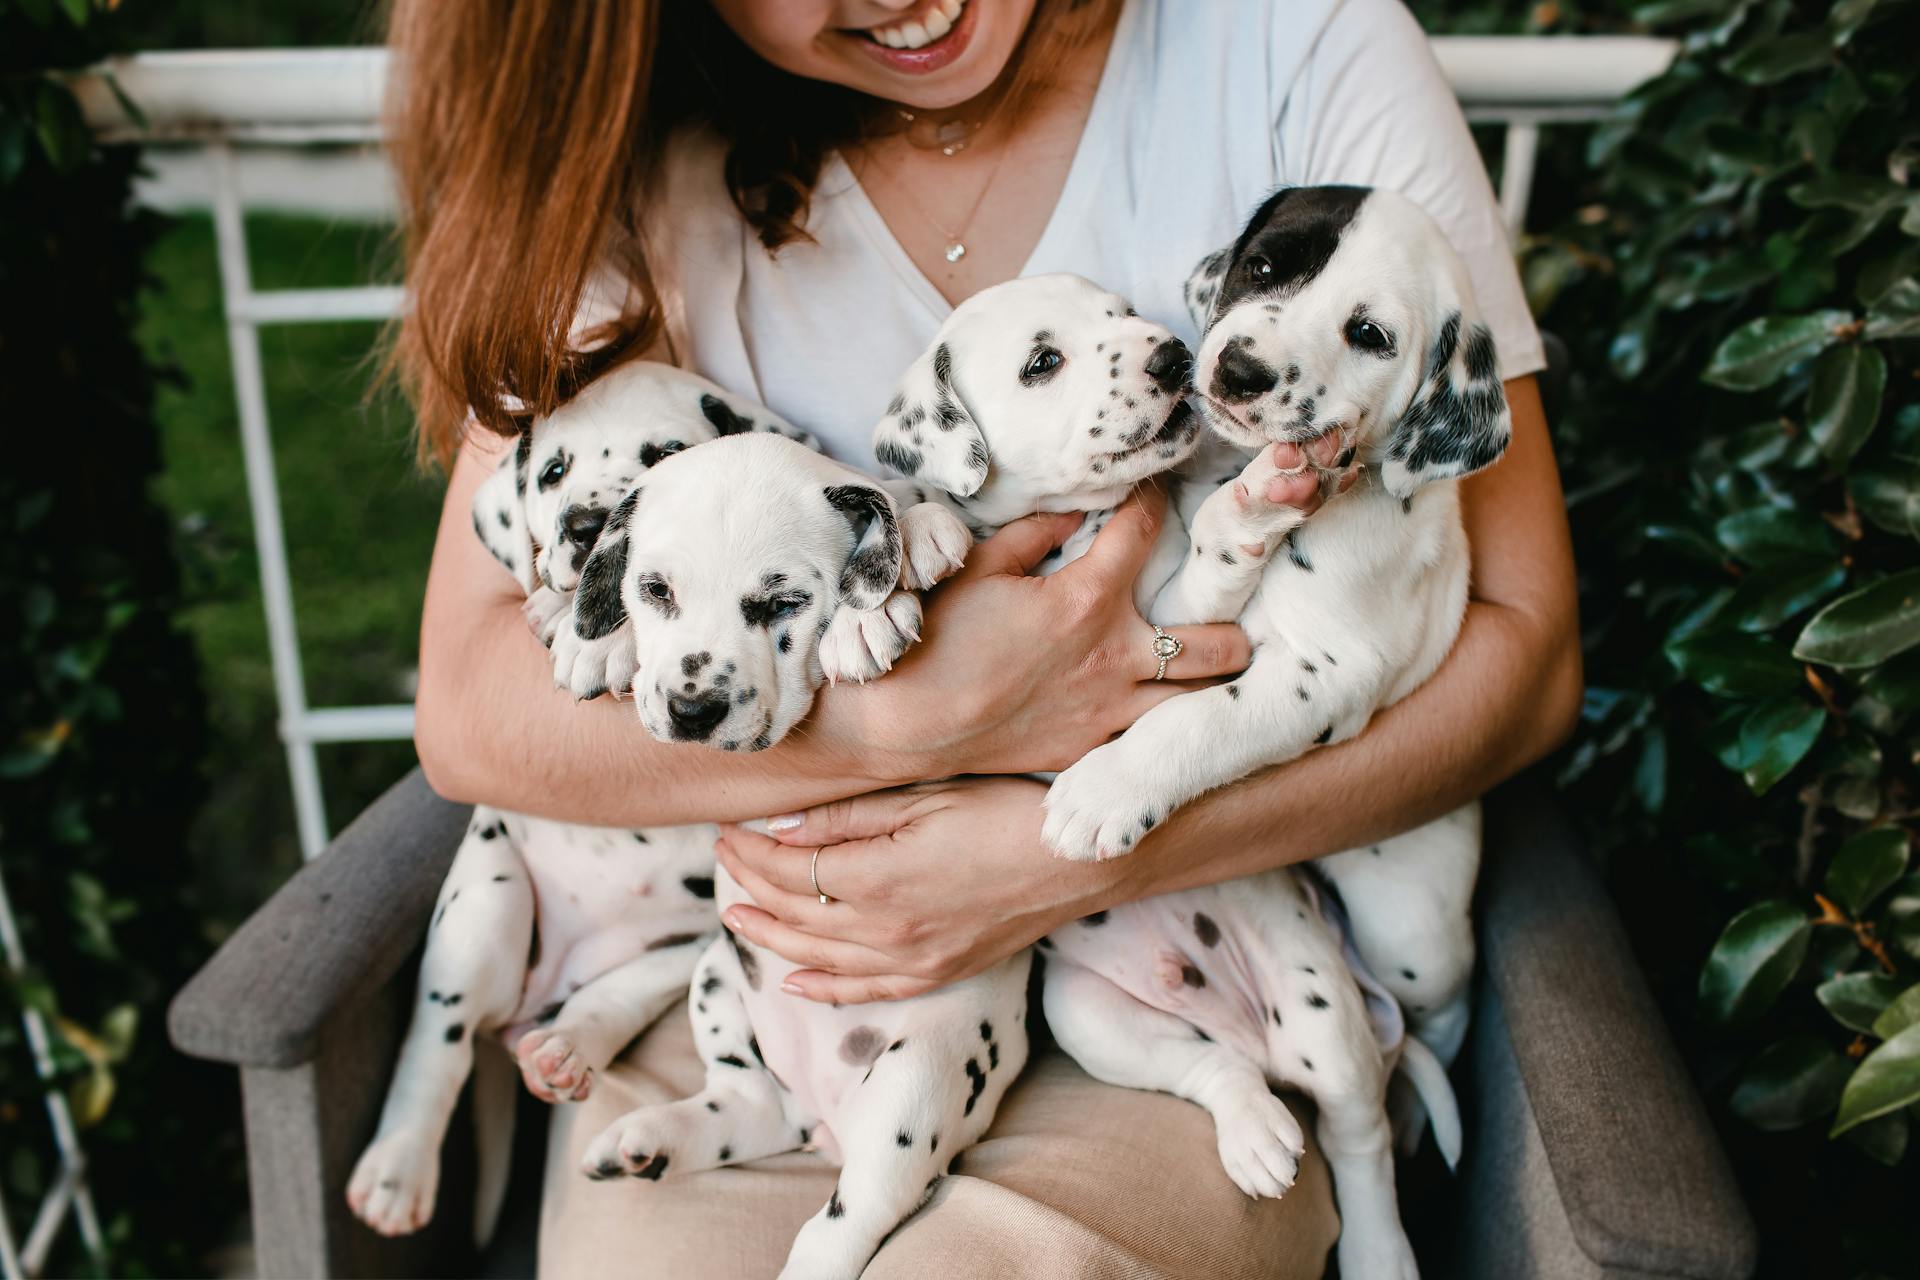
[74,38,1676,861]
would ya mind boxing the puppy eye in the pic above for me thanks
[538,456,568,490]
[769,594,808,620]
[636,576,674,610]
[1021,347,1064,383]
[639,441,686,469]
[1343,317,1394,354]
[644,581,671,601]
[1243,256,1274,285]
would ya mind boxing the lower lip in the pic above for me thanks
[850,1,979,76]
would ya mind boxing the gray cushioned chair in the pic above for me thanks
[169,337,1759,1278]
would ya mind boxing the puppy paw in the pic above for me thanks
[579,1109,678,1183]
[1215,1090,1306,1200]
[897,502,973,589]
[522,586,573,648]
[515,1027,593,1103]
[1042,749,1162,862]
[549,621,636,701]
[818,592,923,684]
[347,1130,440,1236]
[1194,438,1358,556]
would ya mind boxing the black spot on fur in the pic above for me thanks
[980,1020,994,1043]
[1402,968,1418,981]
[718,1145,732,1162]
[888,1038,907,1053]
[827,1187,846,1219]
[1307,993,1330,1009]
[1080,910,1109,927]
[445,1023,465,1043]
[706,1099,721,1112]
[647,931,705,951]
[823,484,902,606]
[1181,963,1206,988]
[1225,684,1240,700]
[964,1058,987,1115]
[699,393,755,436]
[699,971,723,996]
[631,1153,670,1181]
[1300,658,1317,674]
[897,1131,913,1148]
[729,931,762,990]
[1287,538,1313,573]
[717,1054,749,1069]
[840,1025,887,1067]
[1314,725,1334,745]
[682,875,715,899]
[1194,912,1221,948]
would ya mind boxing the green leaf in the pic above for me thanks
[1860,649,1920,712]
[1667,630,1803,696]
[1722,698,1826,794]
[1852,458,1920,541]
[1729,1035,1853,1130]
[58,0,90,25]
[1714,506,1836,564]
[1825,828,1911,916]
[1886,875,1920,965]
[31,80,89,173]
[1817,971,1904,1034]
[1722,562,1848,632]
[1874,984,1920,1040]
[1829,0,1889,40]
[1723,31,1833,84]
[1699,899,1812,1027]
[1842,1109,1908,1165]
[1702,311,1853,390]
[1806,344,1886,466]
[1832,1024,1920,1135]
[1864,278,1920,341]
[1794,569,1920,668]
[1789,174,1910,216]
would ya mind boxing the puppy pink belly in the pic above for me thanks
[1048,891,1281,1062]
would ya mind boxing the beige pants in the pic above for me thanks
[539,1000,1338,1278]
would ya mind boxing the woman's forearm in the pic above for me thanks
[414,436,905,825]
[1102,375,1582,905]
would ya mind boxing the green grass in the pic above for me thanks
[139,212,440,920]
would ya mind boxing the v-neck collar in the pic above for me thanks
[825,0,1138,323]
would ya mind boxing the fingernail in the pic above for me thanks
[766,814,803,832]
[722,910,742,932]
[780,981,805,997]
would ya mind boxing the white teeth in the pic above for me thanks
[868,0,963,50]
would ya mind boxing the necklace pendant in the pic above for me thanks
[944,240,967,264]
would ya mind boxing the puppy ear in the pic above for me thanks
[472,437,536,593]
[823,484,903,612]
[1379,308,1511,500]
[572,486,640,640]
[1183,244,1232,335]
[870,340,991,498]
[696,389,823,454]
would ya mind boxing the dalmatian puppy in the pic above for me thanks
[558,433,1004,1280]
[1043,188,1507,1076]
[348,368,840,1241]
[471,359,822,700]
[869,271,1460,1279]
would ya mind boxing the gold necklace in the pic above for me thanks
[865,141,1013,265]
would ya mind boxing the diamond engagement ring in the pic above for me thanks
[1150,626,1183,680]
[811,846,832,905]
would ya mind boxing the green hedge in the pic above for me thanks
[0,1,241,1273]
[1419,0,1920,1270]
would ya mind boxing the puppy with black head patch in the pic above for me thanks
[875,270,1461,1280]
[563,434,1015,1280]
[1043,188,1501,1073]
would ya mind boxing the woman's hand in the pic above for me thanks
[715,777,1131,1004]
[809,485,1251,780]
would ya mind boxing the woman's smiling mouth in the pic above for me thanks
[845,0,978,74]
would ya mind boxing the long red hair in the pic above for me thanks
[385,0,1120,465]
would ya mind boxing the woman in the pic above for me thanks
[396,0,1581,1274]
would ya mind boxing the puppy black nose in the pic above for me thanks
[561,504,608,549]
[667,693,729,741]
[1212,342,1279,401]
[1144,339,1192,394]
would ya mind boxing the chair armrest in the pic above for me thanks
[1472,776,1757,1280]
[168,767,471,1069]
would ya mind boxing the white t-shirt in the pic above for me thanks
[639,0,1544,469]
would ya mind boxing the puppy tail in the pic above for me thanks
[471,1038,518,1248]
[1397,1034,1462,1171]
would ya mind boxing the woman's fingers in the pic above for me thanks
[720,906,901,978]
[779,969,938,1005]
[1132,620,1251,682]
[1064,484,1168,585]
[714,836,832,928]
[955,509,1083,580]
[751,789,922,849]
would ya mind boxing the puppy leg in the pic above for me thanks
[515,934,710,1102]
[817,592,923,684]
[892,499,973,589]
[1043,962,1305,1199]
[579,937,801,1180]
[547,616,637,701]
[779,1008,1029,1280]
[348,811,534,1236]
[521,585,572,647]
